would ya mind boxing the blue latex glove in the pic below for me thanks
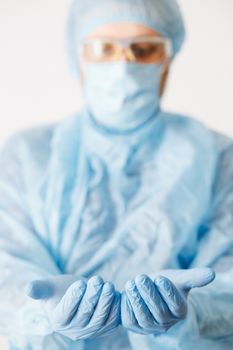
[121,268,215,335]
[26,275,121,341]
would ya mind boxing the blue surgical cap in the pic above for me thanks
[67,0,186,75]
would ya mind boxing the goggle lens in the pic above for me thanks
[82,37,170,64]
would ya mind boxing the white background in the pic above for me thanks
[0,0,233,348]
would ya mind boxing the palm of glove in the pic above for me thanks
[121,268,215,335]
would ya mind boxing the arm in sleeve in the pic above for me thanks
[127,138,233,350]
[0,134,77,349]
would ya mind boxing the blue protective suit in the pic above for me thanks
[0,109,233,349]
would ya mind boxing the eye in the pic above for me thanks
[101,43,115,56]
[131,43,164,60]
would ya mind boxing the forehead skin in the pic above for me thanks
[86,22,162,39]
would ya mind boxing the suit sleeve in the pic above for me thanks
[0,135,77,349]
[128,139,233,350]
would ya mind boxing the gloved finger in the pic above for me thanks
[121,292,146,335]
[51,280,87,328]
[26,275,79,302]
[179,268,215,291]
[78,282,118,339]
[125,280,156,330]
[88,282,116,328]
[135,274,174,325]
[74,275,104,327]
[99,291,121,335]
[26,280,54,300]
[156,268,215,292]
[155,276,187,319]
[73,287,120,341]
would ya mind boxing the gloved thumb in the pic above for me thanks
[26,280,54,300]
[26,274,79,302]
[156,268,215,293]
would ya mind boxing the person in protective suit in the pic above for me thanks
[0,1,233,349]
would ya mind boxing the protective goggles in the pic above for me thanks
[80,36,172,64]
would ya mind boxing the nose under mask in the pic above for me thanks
[83,62,163,132]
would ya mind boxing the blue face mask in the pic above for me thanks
[83,62,162,132]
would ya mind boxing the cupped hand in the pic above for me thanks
[121,268,215,335]
[26,275,121,341]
